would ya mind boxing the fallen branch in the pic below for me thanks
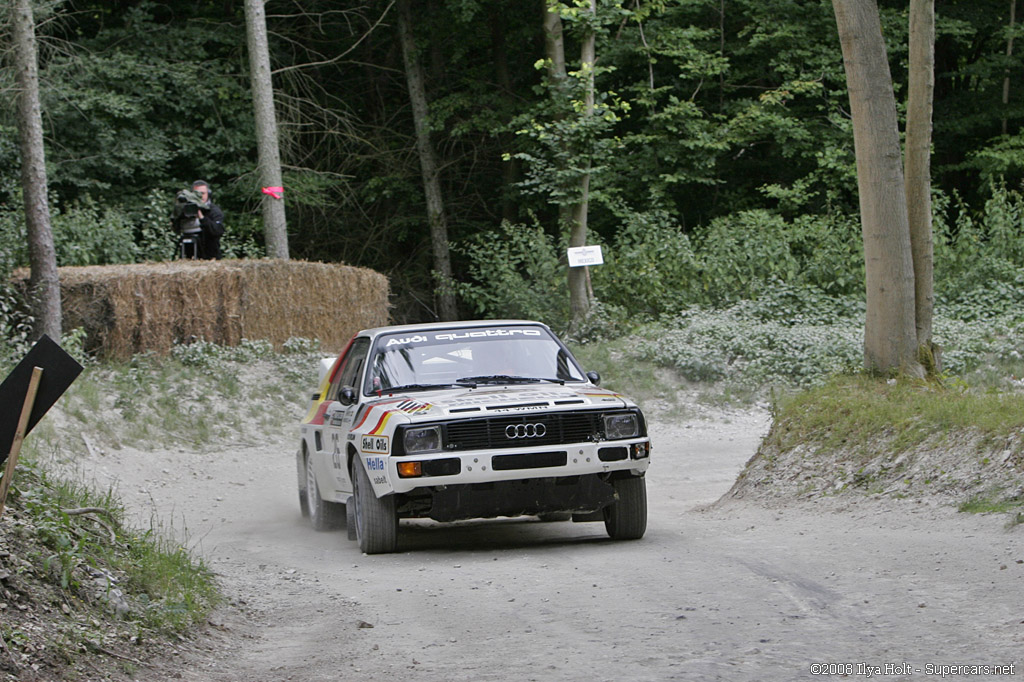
[63,508,117,543]
[62,507,111,518]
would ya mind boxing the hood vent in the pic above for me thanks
[486,402,547,411]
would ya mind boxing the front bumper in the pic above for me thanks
[388,438,651,495]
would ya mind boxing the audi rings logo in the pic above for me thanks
[505,423,547,439]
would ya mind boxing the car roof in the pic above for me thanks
[358,319,551,339]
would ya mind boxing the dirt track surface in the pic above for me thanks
[75,407,1022,681]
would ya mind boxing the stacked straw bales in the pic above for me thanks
[15,260,389,360]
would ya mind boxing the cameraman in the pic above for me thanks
[191,179,225,259]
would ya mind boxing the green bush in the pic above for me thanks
[51,198,141,266]
[455,219,569,327]
[590,208,702,316]
[632,293,1023,390]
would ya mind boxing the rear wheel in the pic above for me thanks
[352,461,398,554]
[306,453,345,531]
[603,475,647,540]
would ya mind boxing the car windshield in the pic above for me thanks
[365,325,586,394]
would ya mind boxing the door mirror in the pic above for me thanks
[339,386,357,406]
[586,370,601,386]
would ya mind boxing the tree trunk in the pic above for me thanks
[398,0,457,321]
[832,0,923,376]
[245,0,289,259]
[1003,0,1017,136]
[543,3,574,239]
[905,0,935,361]
[568,0,597,331]
[12,0,61,342]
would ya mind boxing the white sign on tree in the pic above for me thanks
[567,245,604,267]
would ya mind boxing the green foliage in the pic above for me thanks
[589,207,701,316]
[51,198,141,266]
[634,303,864,387]
[0,0,1021,326]
[34,2,256,201]
[629,287,1023,391]
[219,213,265,260]
[0,215,32,367]
[935,183,1024,320]
[454,219,569,327]
[135,188,179,262]
[460,207,865,327]
[957,492,1024,517]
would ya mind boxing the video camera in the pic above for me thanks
[171,189,211,234]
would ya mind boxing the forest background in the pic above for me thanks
[1,0,1023,385]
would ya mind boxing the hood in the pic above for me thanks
[369,383,630,421]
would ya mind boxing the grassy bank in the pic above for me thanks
[0,338,322,681]
[1,458,218,681]
[727,375,1024,520]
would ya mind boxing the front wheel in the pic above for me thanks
[603,475,647,540]
[352,461,398,554]
[306,453,345,531]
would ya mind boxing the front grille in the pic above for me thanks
[444,412,602,451]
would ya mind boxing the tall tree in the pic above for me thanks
[905,0,936,362]
[11,0,60,341]
[567,0,596,332]
[245,0,289,259]
[397,0,457,321]
[832,0,923,376]
[1002,0,1017,135]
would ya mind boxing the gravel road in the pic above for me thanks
[75,405,1022,681]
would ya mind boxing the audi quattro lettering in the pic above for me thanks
[296,320,651,554]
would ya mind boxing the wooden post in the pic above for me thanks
[0,366,43,519]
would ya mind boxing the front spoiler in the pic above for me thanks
[408,473,629,523]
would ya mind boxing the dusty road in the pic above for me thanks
[76,407,1022,681]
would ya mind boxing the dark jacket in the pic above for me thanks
[198,202,225,259]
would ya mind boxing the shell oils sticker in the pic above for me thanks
[361,435,390,454]
[397,399,432,414]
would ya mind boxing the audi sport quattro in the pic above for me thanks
[296,320,651,554]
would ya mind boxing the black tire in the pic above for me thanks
[306,453,345,531]
[298,449,310,518]
[603,475,647,540]
[352,461,398,554]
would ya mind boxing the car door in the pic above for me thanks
[322,337,371,495]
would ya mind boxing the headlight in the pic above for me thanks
[404,426,442,454]
[603,413,639,440]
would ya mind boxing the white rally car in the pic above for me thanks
[296,320,651,554]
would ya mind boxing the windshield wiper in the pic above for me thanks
[456,375,565,386]
[384,382,476,393]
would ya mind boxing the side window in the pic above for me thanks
[327,338,370,401]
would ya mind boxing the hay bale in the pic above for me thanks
[12,260,389,359]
